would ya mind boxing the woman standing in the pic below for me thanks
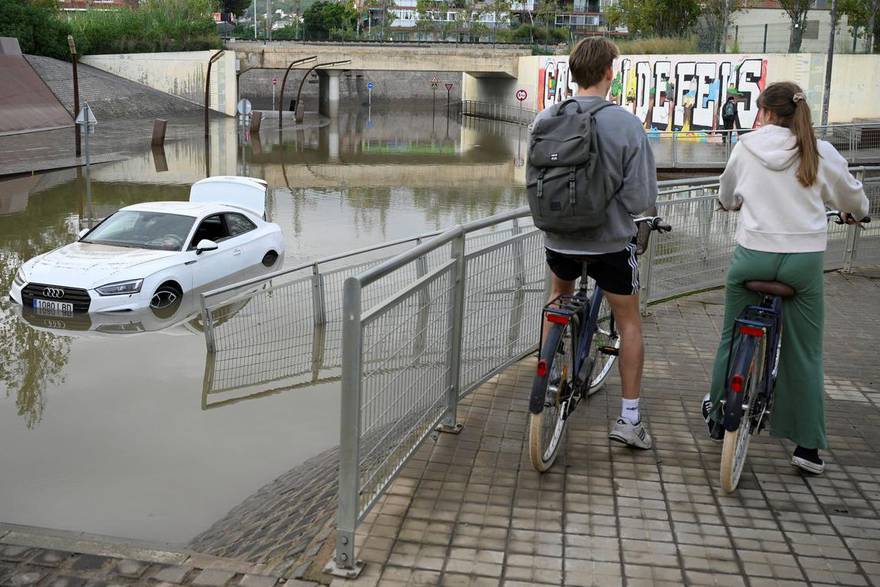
[702,82,870,474]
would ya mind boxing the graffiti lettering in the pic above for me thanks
[538,55,769,132]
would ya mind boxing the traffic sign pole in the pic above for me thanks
[272,77,277,112]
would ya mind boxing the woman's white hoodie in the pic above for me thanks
[719,124,870,253]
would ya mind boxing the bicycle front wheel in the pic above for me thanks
[588,293,619,394]
[720,336,765,493]
[529,319,575,473]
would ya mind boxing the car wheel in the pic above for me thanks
[150,282,182,319]
[262,250,279,267]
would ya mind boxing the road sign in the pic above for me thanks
[237,98,253,116]
[430,75,440,89]
[367,82,374,90]
[515,89,528,102]
[75,104,97,125]
[272,77,277,85]
[445,83,454,92]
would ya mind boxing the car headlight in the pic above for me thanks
[13,267,26,286]
[96,279,143,296]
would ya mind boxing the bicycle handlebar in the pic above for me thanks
[826,210,871,225]
[634,216,673,233]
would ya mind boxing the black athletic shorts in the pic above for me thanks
[545,241,640,296]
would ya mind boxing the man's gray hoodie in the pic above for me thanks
[532,95,658,255]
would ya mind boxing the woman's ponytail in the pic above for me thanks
[757,82,820,187]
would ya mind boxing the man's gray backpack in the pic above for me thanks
[527,98,614,234]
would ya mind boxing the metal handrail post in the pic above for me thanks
[200,295,217,353]
[639,230,658,316]
[312,262,327,326]
[327,277,365,578]
[842,169,865,273]
[440,233,466,432]
[671,131,678,169]
[511,217,525,289]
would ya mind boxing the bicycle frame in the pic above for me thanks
[532,280,605,414]
[722,295,783,432]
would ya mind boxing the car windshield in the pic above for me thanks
[82,211,196,251]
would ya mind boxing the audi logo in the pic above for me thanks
[42,288,65,299]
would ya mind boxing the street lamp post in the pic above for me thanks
[277,55,317,128]
[293,59,353,125]
[67,35,81,157]
[205,50,225,137]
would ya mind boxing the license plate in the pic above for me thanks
[33,299,74,315]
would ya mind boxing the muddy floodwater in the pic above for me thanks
[0,109,528,545]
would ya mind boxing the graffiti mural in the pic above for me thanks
[538,55,768,132]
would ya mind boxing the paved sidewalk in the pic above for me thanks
[339,269,880,586]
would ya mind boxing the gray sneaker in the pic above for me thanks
[608,418,653,449]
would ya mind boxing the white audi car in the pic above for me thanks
[9,177,285,314]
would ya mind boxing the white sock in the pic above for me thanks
[621,398,640,425]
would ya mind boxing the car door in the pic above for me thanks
[223,212,262,271]
[189,213,237,288]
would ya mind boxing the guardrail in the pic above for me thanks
[325,166,880,576]
[197,170,879,577]
[458,100,880,168]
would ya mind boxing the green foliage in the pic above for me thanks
[613,35,700,54]
[607,0,701,38]
[0,0,222,57]
[302,0,358,40]
[0,0,72,60]
[68,0,221,54]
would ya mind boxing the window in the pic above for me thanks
[226,213,257,237]
[83,211,195,251]
[190,214,230,248]
[803,19,819,40]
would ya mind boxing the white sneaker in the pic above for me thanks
[608,418,653,449]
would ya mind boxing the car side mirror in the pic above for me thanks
[78,228,89,239]
[196,239,219,255]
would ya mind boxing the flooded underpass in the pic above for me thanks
[0,108,527,557]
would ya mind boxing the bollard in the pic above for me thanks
[249,111,263,134]
[151,118,167,147]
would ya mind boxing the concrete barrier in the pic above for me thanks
[82,51,237,116]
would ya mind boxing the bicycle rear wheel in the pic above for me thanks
[588,293,619,394]
[529,319,575,472]
[720,335,766,493]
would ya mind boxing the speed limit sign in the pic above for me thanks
[515,89,528,102]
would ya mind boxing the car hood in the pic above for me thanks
[24,242,179,289]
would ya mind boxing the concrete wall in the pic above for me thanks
[730,9,869,54]
[467,53,880,126]
[239,69,465,110]
[81,51,237,116]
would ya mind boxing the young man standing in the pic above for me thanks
[530,38,658,448]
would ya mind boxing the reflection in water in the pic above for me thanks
[0,106,528,543]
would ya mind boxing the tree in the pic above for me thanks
[302,0,358,39]
[695,0,742,52]
[415,0,445,39]
[839,0,879,51]
[534,0,558,29]
[778,0,815,52]
[608,0,701,38]
[0,0,71,60]
[224,0,251,18]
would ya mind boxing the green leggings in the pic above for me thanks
[709,246,827,450]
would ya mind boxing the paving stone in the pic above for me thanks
[47,576,88,587]
[190,569,237,587]
[112,560,146,579]
[7,571,45,586]
[236,574,277,587]
[0,547,32,562]
[149,566,191,584]
[71,555,110,572]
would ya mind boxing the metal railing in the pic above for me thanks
[196,170,879,576]
[325,167,880,575]
[459,100,880,168]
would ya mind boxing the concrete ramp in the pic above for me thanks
[0,38,72,135]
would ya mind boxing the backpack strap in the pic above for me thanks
[585,99,615,116]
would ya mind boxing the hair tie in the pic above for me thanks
[792,92,806,104]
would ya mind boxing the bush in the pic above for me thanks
[613,35,699,55]
[68,0,221,54]
[302,1,357,41]
[0,0,72,60]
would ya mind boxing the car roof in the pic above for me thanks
[120,201,251,217]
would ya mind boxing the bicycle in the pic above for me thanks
[528,216,672,472]
[716,210,871,493]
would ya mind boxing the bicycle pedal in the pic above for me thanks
[598,346,619,356]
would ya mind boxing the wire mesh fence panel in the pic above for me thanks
[650,195,738,300]
[357,265,456,519]
[459,230,546,393]
[856,173,880,265]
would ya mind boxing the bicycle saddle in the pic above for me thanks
[744,280,795,298]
